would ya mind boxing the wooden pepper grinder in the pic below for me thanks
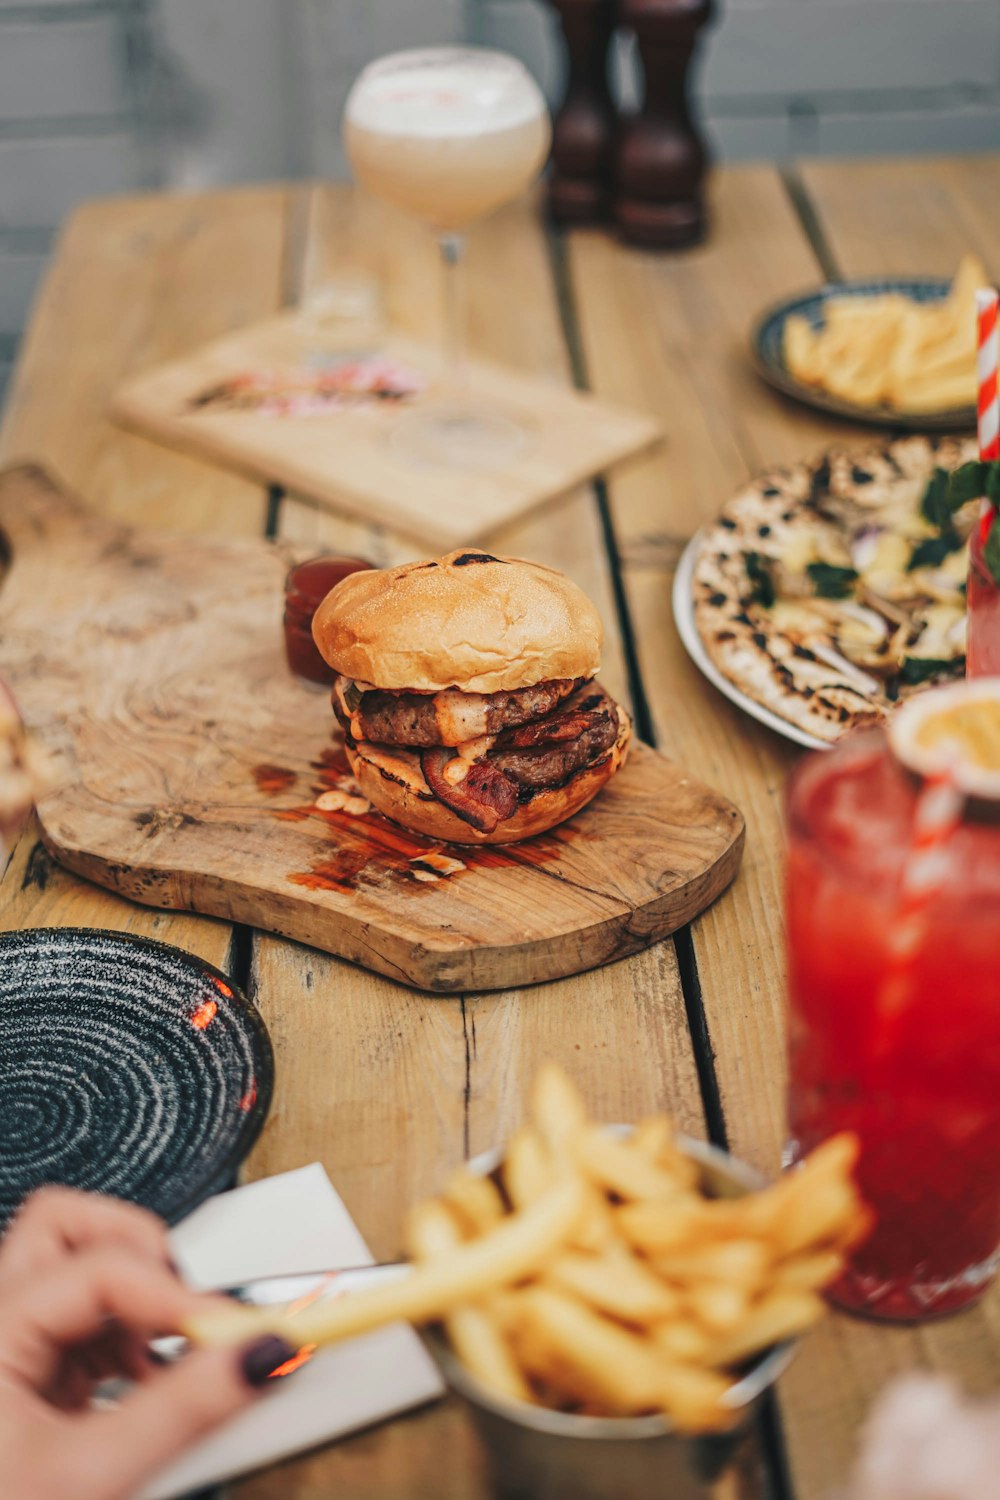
[615,0,714,248]
[542,0,617,225]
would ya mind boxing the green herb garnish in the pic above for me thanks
[921,467,954,530]
[947,459,1000,510]
[907,533,962,571]
[899,655,966,686]
[946,462,1000,585]
[743,551,776,608]
[806,562,858,599]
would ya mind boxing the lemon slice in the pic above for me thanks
[890,678,1000,799]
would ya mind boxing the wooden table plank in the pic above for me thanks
[0,190,291,969]
[799,155,1000,283]
[236,184,732,1499]
[568,158,1000,1498]
[568,166,847,1170]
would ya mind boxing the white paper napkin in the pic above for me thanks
[137,1163,444,1499]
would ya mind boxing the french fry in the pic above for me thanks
[772,1176,861,1259]
[630,1115,699,1186]
[575,1125,693,1202]
[654,1238,771,1290]
[684,1280,751,1335]
[503,1126,554,1209]
[547,1248,682,1324]
[407,1198,467,1258]
[443,1168,506,1236]
[703,1290,825,1370]
[185,1173,588,1350]
[656,1364,735,1435]
[618,1196,739,1254]
[650,1318,714,1364]
[409,1199,531,1403]
[570,1185,619,1253]
[445,1304,533,1404]
[773,1249,844,1292]
[510,1286,675,1415]
[631,1115,673,1162]
[531,1063,588,1161]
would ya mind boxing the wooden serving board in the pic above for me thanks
[0,467,743,993]
[112,311,661,549]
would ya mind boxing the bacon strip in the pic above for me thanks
[421,750,518,833]
[495,706,611,750]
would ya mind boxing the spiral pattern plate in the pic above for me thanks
[0,928,273,1228]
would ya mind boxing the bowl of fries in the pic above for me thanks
[407,1068,870,1500]
[751,254,985,429]
[187,1066,869,1500]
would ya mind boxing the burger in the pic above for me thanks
[311,550,631,844]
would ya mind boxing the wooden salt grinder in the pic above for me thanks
[542,0,617,224]
[615,0,714,248]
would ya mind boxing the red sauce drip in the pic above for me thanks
[287,811,447,894]
[253,763,297,796]
[284,555,374,684]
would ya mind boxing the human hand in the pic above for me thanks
[0,1187,295,1500]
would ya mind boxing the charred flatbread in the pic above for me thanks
[691,434,977,743]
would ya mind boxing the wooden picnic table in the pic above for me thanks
[2,154,999,1500]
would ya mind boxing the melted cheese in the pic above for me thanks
[860,533,910,592]
[441,737,495,786]
[780,531,821,575]
[433,690,492,744]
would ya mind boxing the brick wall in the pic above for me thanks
[2,0,1000,401]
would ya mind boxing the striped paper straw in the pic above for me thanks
[873,769,964,1053]
[976,286,999,460]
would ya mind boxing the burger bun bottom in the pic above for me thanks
[346,715,631,846]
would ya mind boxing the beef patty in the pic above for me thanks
[335,675,585,747]
[490,699,620,789]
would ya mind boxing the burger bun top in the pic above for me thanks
[312,549,603,694]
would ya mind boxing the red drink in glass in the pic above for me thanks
[967,505,1000,677]
[786,730,1000,1321]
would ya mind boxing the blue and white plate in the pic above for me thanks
[750,278,976,431]
[0,928,273,1228]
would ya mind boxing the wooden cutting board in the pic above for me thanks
[0,466,744,993]
[112,312,661,549]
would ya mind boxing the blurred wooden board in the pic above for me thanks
[1,464,742,993]
[112,308,661,549]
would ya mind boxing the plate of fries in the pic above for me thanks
[751,254,986,428]
[188,1067,870,1444]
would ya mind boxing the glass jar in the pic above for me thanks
[786,729,1000,1321]
[283,556,373,685]
[967,504,1000,677]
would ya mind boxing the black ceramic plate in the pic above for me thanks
[750,278,976,431]
[0,928,273,1229]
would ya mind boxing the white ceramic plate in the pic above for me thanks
[672,530,828,752]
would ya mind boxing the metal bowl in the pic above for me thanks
[425,1133,795,1500]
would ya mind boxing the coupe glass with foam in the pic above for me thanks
[343,47,551,469]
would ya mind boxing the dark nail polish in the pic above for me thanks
[240,1334,299,1387]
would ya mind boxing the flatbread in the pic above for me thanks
[691,434,977,743]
